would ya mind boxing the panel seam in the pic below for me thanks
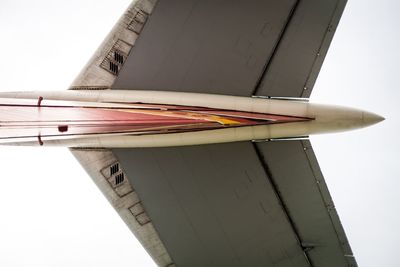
[251,0,301,97]
[252,142,314,267]
[301,0,347,98]
[301,140,356,266]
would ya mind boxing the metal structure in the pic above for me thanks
[0,0,385,266]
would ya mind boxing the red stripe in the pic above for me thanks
[0,102,310,141]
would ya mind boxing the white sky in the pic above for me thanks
[0,0,398,266]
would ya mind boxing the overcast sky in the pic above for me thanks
[0,1,398,266]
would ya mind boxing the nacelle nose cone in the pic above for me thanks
[362,111,385,126]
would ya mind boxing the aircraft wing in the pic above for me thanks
[71,0,357,266]
[71,0,346,99]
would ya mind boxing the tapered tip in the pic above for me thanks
[362,111,385,126]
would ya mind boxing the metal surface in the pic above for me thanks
[65,1,177,265]
[112,0,347,98]
[113,140,357,266]
[114,142,309,266]
[256,140,357,266]
[71,148,174,266]
[70,0,158,89]
[29,0,363,265]
[113,0,296,95]
[255,0,347,97]
[0,98,311,143]
[0,91,383,147]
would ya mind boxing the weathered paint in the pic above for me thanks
[0,90,383,147]
[0,99,309,143]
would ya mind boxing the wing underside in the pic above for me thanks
[70,0,356,266]
[72,141,356,266]
[113,140,355,266]
[71,0,347,99]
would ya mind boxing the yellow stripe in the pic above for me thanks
[106,108,243,126]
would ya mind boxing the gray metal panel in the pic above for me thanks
[255,140,357,266]
[113,140,357,266]
[70,148,175,266]
[255,0,347,97]
[114,143,309,267]
[113,0,297,95]
[112,0,347,98]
